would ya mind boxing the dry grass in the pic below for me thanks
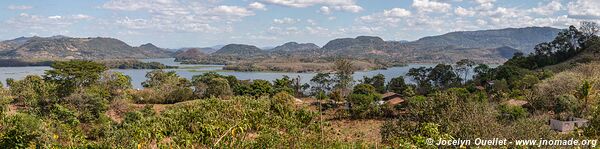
[323,119,385,144]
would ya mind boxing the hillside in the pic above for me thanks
[410,27,560,53]
[270,42,319,52]
[174,48,207,60]
[541,40,600,72]
[175,47,219,54]
[213,44,264,56]
[0,36,173,60]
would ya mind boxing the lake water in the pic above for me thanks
[0,58,478,89]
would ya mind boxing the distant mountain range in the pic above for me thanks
[175,26,560,63]
[0,26,561,63]
[0,36,172,60]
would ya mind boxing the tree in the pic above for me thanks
[44,60,107,97]
[192,72,239,98]
[455,59,475,84]
[98,72,132,100]
[137,70,194,104]
[347,84,382,119]
[473,64,493,85]
[362,74,386,93]
[273,76,295,95]
[142,70,180,88]
[387,76,409,95]
[205,78,233,98]
[250,80,274,97]
[333,58,355,98]
[352,84,377,95]
[310,73,333,95]
[580,21,599,39]
[428,64,461,90]
[9,75,57,108]
[407,67,432,94]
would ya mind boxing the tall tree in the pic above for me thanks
[205,78,233,98]
[580,21,600,39]
[455,59,475,84]
[428,64,461,90]
[273,75,295,95]
[387,76,408,95]
[362,74,386,93]
[407,67,432,94]
[333,58,355,98]
[310,73,333,93]
[44,60,107,97]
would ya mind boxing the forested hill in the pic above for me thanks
[409,27,561,54]
[0,36,173,60]
[174,26,561,65]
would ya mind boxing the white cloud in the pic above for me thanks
[210,5,254,17]
[102,0,254,33]
[306,19,317,25]
[72,14,93,20]
[319,6,331,14]
[529,0,562,15]
[249,2,267,10]
[102,0,180,11]
[333,5,363,13]
[267,26,302,35]
[4,13,93,33]
[262,0,363,13]
[48,16,63,19]
[383,8,412,17]
[273,17,300,24]
[474,0,495,4]
[412,0,452,13]
[455,6,475,16]
[8,5,33,10]
[358,8,412,26]
[567,0,600,19]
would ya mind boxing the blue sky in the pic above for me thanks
[0,0,599,48]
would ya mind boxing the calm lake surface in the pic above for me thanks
[1,58,480,89]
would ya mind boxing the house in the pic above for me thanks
[549,117,589,132]
[381,92,405,106]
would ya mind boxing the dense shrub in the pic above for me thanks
[346,84,382,119]
[136,70,194,104]
[8,75,57,108]
[498,104,529,122]
[0,113,44,148]
[204,78,233,98]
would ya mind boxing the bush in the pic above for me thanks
[135,70,194,104]
[64,87,110,123]
[205,78,233,98]
[9,75,57,108]
[498,105,529,122]
[0,88,11,116]
[0,113,44,148]
[49,104,80,126]
[347,93,382,119]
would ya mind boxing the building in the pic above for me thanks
[381,92,405,106]
[549,117,589,132]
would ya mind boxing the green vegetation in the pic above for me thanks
[0,22,599,148]
[0,59,54,67]
[98,60,178,69]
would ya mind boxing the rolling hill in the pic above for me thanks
[0,36,173,60]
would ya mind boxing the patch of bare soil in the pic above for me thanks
[324,119,385,145]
